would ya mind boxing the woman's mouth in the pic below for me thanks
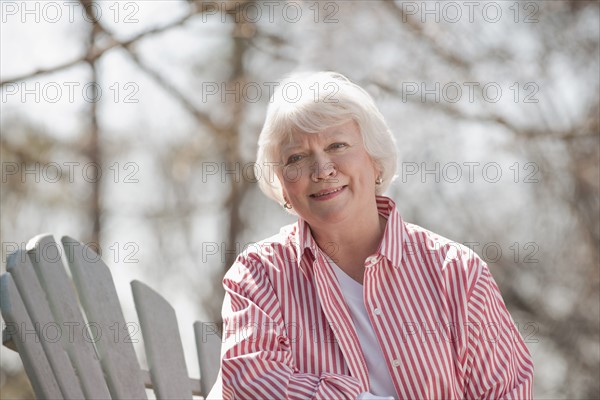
[310,186,347,201]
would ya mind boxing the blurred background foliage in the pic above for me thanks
[1,0,598,398]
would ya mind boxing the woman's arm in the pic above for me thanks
[463,264,534,399]
[220,258,363,400]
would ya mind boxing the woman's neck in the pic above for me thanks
[310,208,387,283]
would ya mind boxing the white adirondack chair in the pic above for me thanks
[0,234,223,399]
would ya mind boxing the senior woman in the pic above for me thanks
[218,71,534,400]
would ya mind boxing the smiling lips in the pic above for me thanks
[310,185,347,200]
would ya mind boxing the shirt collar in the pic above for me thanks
[294,195,405,277]
[294,215,320,266]
[375,195,405,268]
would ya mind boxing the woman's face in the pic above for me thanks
[277,120,380,229]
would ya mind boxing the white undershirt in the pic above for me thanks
[327,256,397,399]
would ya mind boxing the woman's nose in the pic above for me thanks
[311,156,337,182]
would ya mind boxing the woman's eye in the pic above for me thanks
[329,142,347,150]
[286,154,303,165]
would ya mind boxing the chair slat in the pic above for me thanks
[26,234,112,399]
[132,280,193,400]
[3,234,211,399]
[6,250,85,399]
[0,273,63,399]
[61,236,147,400]
[194,321,222,397]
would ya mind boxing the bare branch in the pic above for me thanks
[1,4,203,87]
[121,47,224,134]
[370,78,595,141]
[383,0,470,70]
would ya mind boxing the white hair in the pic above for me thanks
[256,71,398,208]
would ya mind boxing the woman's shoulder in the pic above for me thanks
[242,222,300,260]
[224,222,301,279]
[402,222,489,299]
[403,221,486,270]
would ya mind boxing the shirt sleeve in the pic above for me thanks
[220,257,363,400]
[463,263,534,399]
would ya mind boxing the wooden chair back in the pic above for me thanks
[1,234,221,399]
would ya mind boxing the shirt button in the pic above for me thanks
[392,359,401,367]
[373,308,382,316]
[365,255,378,265]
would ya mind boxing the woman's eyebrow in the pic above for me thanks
[324,126,353,138]
[280,130,349,154]
[280,143,303,155]
[326,132,346,140]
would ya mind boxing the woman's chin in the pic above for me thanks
[308,207,352,228]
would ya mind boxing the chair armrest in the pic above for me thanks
[140,370,203,397]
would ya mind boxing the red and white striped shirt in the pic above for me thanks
[221,196,534,399]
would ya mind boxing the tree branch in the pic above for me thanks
[1,4,203,87]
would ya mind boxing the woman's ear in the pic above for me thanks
[282,190,290,205]
[280,185,289,205]
[368,156,380,177]
[275,170,286,198]
[373,161,382,181]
